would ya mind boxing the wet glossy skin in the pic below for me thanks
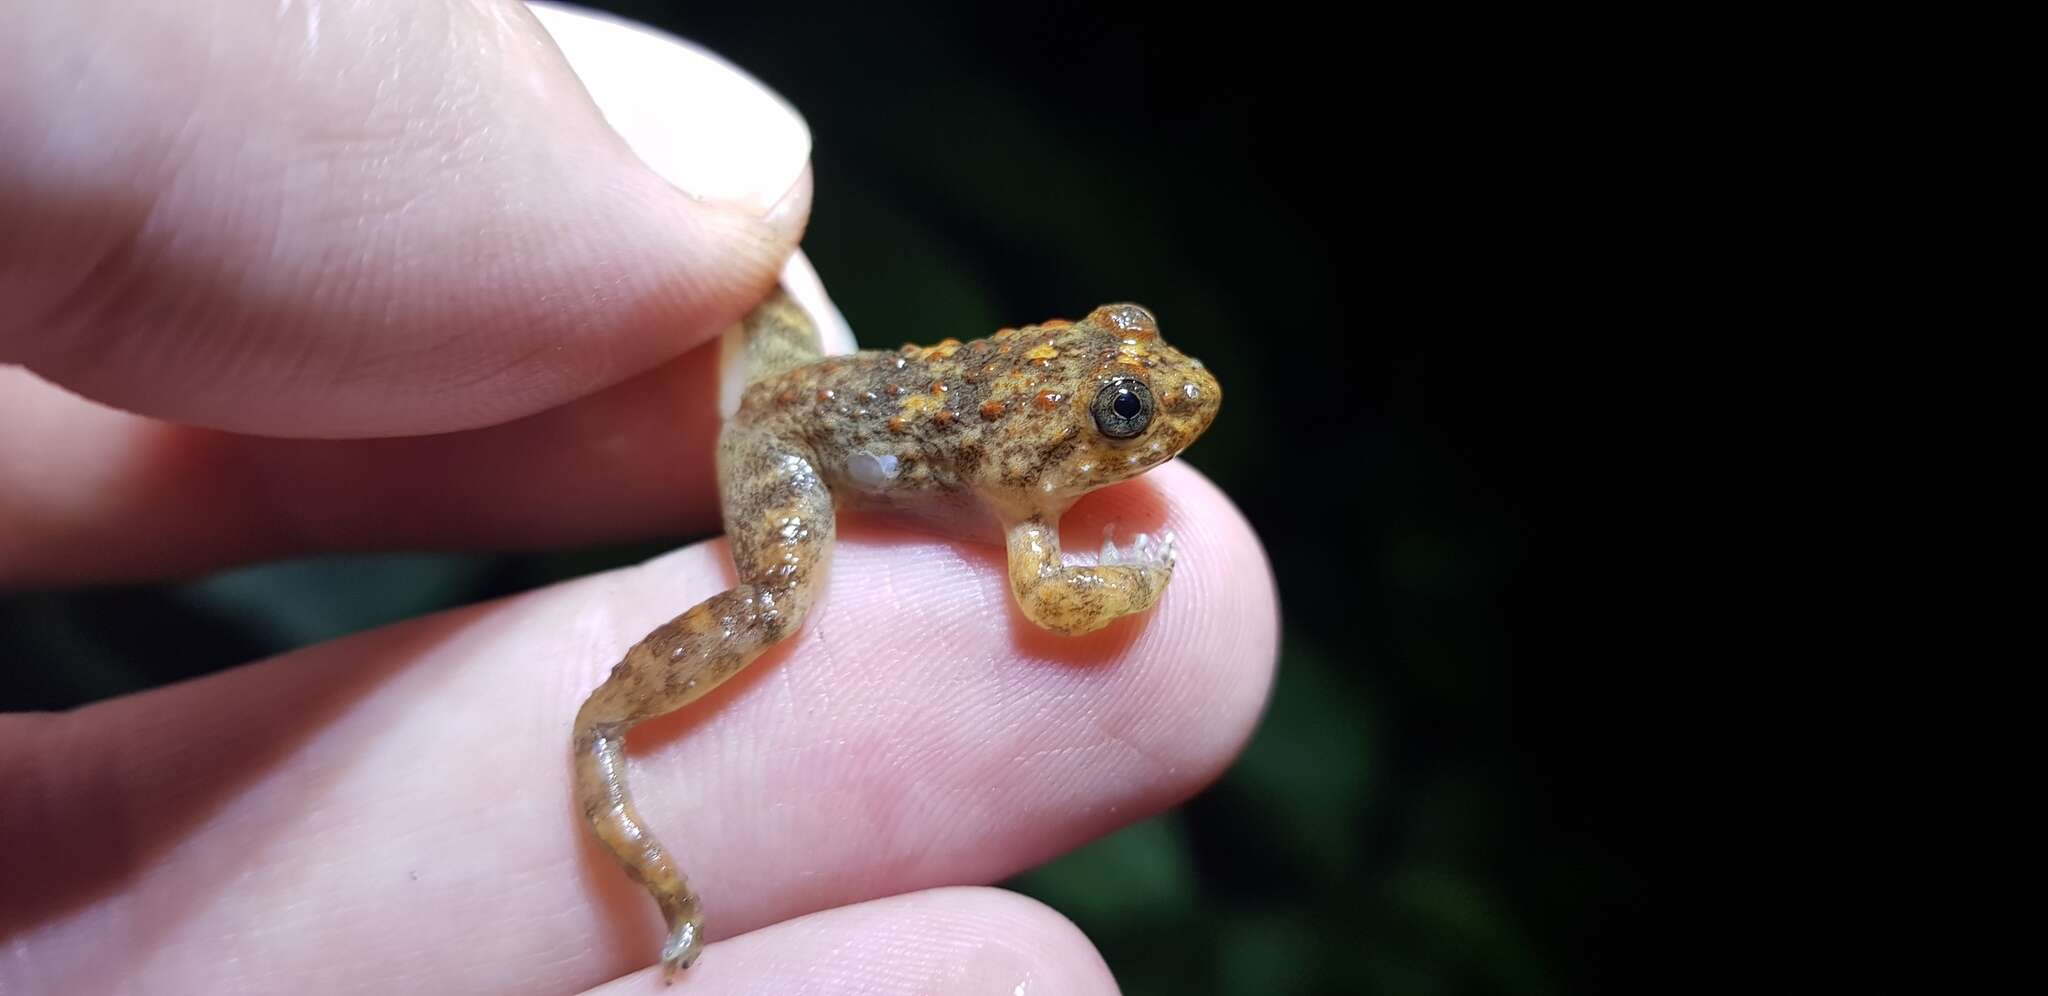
[573,292,1220,981]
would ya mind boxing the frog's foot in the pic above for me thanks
[1007,518,1176,634]
[659,914,703,984]
[1099,524,1178,571]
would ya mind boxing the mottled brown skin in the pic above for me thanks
[573,291,1220,981]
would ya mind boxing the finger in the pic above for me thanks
[0,462,1276,994]
[0,0,808,438]
[0,342,727,585]
[527,3,855,368]
[0,253,850,586]
[576,888,1116,995]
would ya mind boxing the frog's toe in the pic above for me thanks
[1100,525,1178,570]
[659,917,702,983]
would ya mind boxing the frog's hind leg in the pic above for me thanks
[572,424,834,981]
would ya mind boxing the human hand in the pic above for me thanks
[0,3,1279,993]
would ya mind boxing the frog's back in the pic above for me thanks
[734,342,999,539]
[730,305,1219,544]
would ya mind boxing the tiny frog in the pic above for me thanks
[573,290,1220,980]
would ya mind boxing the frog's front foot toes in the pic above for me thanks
[1099,524,1178,571]
[659,916,703,983]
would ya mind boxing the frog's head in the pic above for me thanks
[977,303,1221,513]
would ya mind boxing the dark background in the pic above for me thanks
[2,3,1650,993]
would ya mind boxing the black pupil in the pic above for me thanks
[1113,390,1142,419]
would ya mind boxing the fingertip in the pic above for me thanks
[3,1,817,439]
[529,2,811,220]
[1079,458,1281,788]
[933,886,1122,994]
[777,248,859,357]
[526,1,828,432]
[1161,458,1283,772]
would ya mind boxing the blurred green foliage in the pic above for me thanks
[1,4,1643,993]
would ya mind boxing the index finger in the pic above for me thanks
[0,254,851,586]
[0,461,1277,994]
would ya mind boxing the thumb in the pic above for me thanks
[0,0,809,438]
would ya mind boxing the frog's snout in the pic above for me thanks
[1163,360,1222,436]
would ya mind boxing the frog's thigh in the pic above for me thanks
[588,433,835,726]
[571,430,835,979]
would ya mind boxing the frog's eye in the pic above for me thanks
[1090,377,1154,439]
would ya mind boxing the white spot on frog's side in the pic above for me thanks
[848,451,900,489]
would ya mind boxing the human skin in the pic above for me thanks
[0,3,1279,994]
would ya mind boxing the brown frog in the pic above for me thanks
[573,291,1221,980]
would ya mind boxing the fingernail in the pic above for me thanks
[777,244,859,355]
[757,163,814,247]
[530,2,812,219]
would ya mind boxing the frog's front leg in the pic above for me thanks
[572,425,833,981]
[1005,514,1175,635]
